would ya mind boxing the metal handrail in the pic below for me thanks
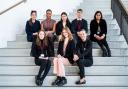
[0,0,27,15]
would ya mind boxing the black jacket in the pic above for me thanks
[56,21,71,36]
[71,19,88,34]
[30,39,52,59]
[57,40,75,64]
[90,19,107,41]
[25,20,41,42]
[75,37,93,60]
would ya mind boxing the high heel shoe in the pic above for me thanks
[52,76,61,86]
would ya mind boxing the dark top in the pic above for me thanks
[75,37,93,60]
[30,38,53,59]
[71,19,88,34]
[57,40,75,64]
[25,20,41,42]
[56,21,71,36]
[90,19,107,41]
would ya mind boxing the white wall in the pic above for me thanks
[0,0,83,48]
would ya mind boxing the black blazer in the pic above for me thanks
[30,38,52,59]
[75,37,93,60]
[57,40,75,64]
[25,20,41,42]
[56,21,71,36]
[90,19,107,41]
[71,19,88,34]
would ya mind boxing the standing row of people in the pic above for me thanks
[25,9,111,86]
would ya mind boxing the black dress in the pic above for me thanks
[31,39,52,80]
[25,20,41,42]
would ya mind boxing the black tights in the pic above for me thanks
[35,58,51,80]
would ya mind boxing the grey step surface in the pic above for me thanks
[0,66,128,76]
[0,57,127,66]
[15,35,125,42]
[0,76,127,87]
[1,87,128,89]
[0,48,127,57]
[7,41,128,49]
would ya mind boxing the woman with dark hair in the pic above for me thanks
[25,10,41,42]
[90,11,111,57]
[52,27,75,86]
[31,30,52,86]
[41,9,56,56]
[56,12,71,36]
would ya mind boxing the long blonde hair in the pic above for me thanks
[59,27,73,41]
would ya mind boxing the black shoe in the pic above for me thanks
[52,76,61,86]
[107,51,111,57]
[102,51,108,57]
[75,80,86,85]
[35,76,40,86]
[57,77,67,86]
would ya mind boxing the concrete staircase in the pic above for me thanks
[0,0,128,89]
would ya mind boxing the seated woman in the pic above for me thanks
[52,27,75,86]
[41,9,56,56]
[90,11,111,57]
[31,30,52,86]
[25,10,41,42]
[56,12,71,36]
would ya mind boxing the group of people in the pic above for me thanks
[25,9,111,86]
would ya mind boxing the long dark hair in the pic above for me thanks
[29,10,37,26]
[94,11,103,20]
[36,30,48,49]
[60,12,70,24]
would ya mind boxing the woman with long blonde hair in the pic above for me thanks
[52,27,75,86]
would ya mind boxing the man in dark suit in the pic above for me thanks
[73,29,93,85]
[71,9,88,43]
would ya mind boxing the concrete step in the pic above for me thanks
[7,41,128,49]
[0,57,127,66]
[1,87,128,89]
[0,66,127,76]
[15,35,125,42]
[0,76,127,87]
[0,48,127,57]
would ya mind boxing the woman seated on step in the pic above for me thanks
[41,9,56,57]
[52,27,75,86]
[90,11,111,57]
[73,29,93,84]
[31,30,53,86]
[56,12,71,36]
[25,10,41,42]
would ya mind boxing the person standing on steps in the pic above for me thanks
[25,10,41,42]
[30,30,52,86]
[90,11,111,57]
[71,9,88,43]
[52,27,75,86]
[56,12,71,36]
[41,9,56,57]
[73,29,93,85]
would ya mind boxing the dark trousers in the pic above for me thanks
[95,38,111,56]
[48,37,55,57]
[35,58,51,80]
[76,58,93,79]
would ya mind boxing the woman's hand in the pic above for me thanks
[73,55,79,61]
